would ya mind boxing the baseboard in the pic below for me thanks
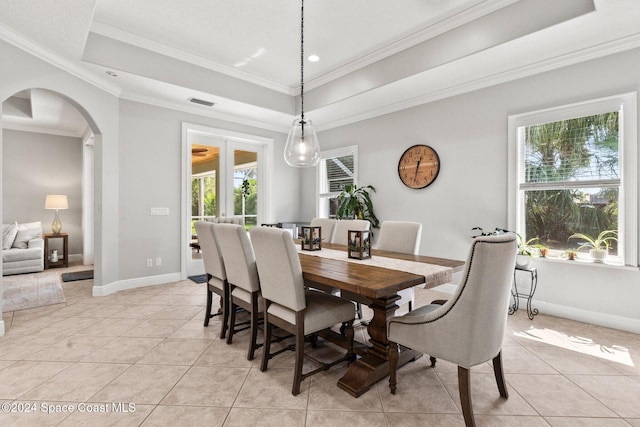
[0,320,4,336]
[92,272,182,297]
[536,301,640,334]
[68,254,83,263]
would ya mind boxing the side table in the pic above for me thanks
[44,233,69,269]
[509,266,538,319]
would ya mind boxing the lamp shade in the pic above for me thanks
[284,117,320,167]
[45,195,69,210]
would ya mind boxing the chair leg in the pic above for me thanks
[458,366,475,427]
[204,288,213,327]
[389,341,399,394]
[492,351,509,398]
[247,302,259,361]
[344,320,354,361]
[408,300,413,312]
[219,294,228,339]
[292,321,305,396]
[226,300,237,344]
[356,302,363,320]
[429,356,437,367]
[260,316,272,372]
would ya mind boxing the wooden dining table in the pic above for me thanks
[298,243,465,397]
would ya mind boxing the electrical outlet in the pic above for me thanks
[156,257,162,266]
[150,207,170,216]
[146,259,153,267]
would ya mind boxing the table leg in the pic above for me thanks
[337,294,419,397]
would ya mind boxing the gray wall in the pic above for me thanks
[116,99,297,280]
[302,47,640,331]
[2,129,83,255]
[0,37,121,294]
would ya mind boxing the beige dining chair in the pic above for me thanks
[249,226,355,396]
[216,223,264,361]
[331,219,370,246]
[375,220,423,312]
[309,217,337,244]
[194,221,229,338]
[387,233,517,427]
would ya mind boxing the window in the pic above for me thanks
[508,93,637,266]
[192,173,216,219]
[233,159,258,228]
[317,145,358,218]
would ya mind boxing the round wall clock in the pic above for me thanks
[397,144,440,189]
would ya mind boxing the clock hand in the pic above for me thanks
[413,157,422,183]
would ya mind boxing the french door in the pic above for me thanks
[183,124,270,277]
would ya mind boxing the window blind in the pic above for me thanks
[319,154,354,194]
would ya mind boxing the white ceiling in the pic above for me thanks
[2,0,640,134]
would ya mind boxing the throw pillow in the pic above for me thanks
[12,224,43,249]
[2,222,19,250]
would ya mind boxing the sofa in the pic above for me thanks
[2,221,44,275]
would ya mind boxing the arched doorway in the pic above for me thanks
[1,88,99,332]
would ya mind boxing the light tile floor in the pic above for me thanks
[1,264,639,426]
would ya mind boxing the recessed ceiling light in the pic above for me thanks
[105,71,118,77]
[308,54,320,62]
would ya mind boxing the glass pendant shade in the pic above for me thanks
[284,117,320,167]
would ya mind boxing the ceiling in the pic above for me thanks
[2,0,640,135]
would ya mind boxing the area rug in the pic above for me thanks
[61,270,94,282]
[188,274,208,284]
[2,272,66,312]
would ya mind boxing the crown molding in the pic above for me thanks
[91,22,295,96]
[305,0,519,91]
[0,23,122,97]
[119,91,290,134]
[317,33,640,132]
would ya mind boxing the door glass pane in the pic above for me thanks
[233,149,258,229]
[191,144,220,260]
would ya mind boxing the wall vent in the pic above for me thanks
[188,97,215,107]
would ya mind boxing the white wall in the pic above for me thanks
[2,129,83,255]
[306,47,640,332]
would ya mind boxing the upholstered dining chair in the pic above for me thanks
[215,223,264,361]
[249,226,355,396]
[387,233,517,427]
[375,220,423,313]
[194,221,229,338]
[331,219,370,246]
[309,217,337,244]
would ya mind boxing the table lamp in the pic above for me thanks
[45,194,69,234]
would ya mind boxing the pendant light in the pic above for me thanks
[284,0,320,167]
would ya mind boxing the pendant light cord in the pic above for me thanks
[300,0,305,123]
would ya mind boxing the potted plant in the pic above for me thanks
[336,184,380,228]
[568,230,617,263]
[516,234,543,269]
[539,246,549,258]
[562,249,577,260]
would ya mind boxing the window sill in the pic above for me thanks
[532,256,638,271]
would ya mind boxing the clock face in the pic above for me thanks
[398,144,440,189]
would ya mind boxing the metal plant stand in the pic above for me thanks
[509,266,538,320]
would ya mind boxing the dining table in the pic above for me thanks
[298,242,465,397]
